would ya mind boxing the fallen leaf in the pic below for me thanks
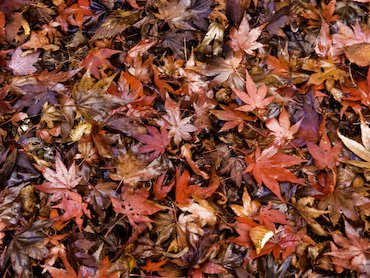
[229,16,264,55]
[233,70,274,113]
[9,48,39,76]
[249,225,274,255]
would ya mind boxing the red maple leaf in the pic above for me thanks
[307,132,342,171]
[175,168,219,204]
[53,192,91,231]
[152,65,175,96]
[56,0,93,31]
[232,70,274,113]
[134,126,170,161]
[80,48,120,79]
[142,259,168,272]
[259,225,315,261]
[256,202,288,232]
[153,172,175,200]
[211,104,253,132]
[43,250,78,278]
[111,187,162,227]
[245,145,306,202]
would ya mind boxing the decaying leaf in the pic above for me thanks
[92,11,140,41]
[72,72,126,123]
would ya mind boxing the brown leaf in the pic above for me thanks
[344,43,370,67]
[72,72,126,123]
[327,221,370,275]
[92,10,140,41]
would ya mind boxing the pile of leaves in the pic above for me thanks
[1,0,370,277]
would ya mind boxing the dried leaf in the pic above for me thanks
[9,48,39,76]
[249,225,274,255]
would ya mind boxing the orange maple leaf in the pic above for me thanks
[80,48,120,79]
[232,70,274,113]
[245,145,306,202]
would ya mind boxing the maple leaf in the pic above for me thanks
[229,216,258,248]
[256,202,288,232]
[56,0,93,31]
[53,191,91,231]
[292,196,329,236]
[211,104,253,132]
[34,153,82,201]
[152,65,175,95]
[134,126,170,161]
[266,108,302,146]
[302,58,347,86]
[72,72,126,123]
[275,225,315,261]
[43,251,78,278]
[111,187,162,228]
[8,48,40,76]
[341,68,370,110]
[115,71,144,101]
[178,198,218,227]
[153,172,175,200]
[220,156,247,187]
[318,172,369,226]
[199,22,225,55]
[125,40,156,65]
[175,168,219,204]
[230,187,261,218]
[142,259,168,273]
[153,0,212,31]
[307,132,342,171]
[332,21,370,60]
[266,45,309,84]
[21,29,59,51]
[245,145,306,202]
[11,68,80,115]
[161,30,194,58]
[160,96,198,146]
[232,70,274,113]
[91,10,140,41]
[327,221,370,275]
[229,16,264,54]
[314,19,332,57]
[191,51,244,88]
[80,48,119,79]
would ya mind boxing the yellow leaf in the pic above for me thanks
[249,225,274,255]
[70,121,92,143]
[338,130,370,163]
[230,187,260,217]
